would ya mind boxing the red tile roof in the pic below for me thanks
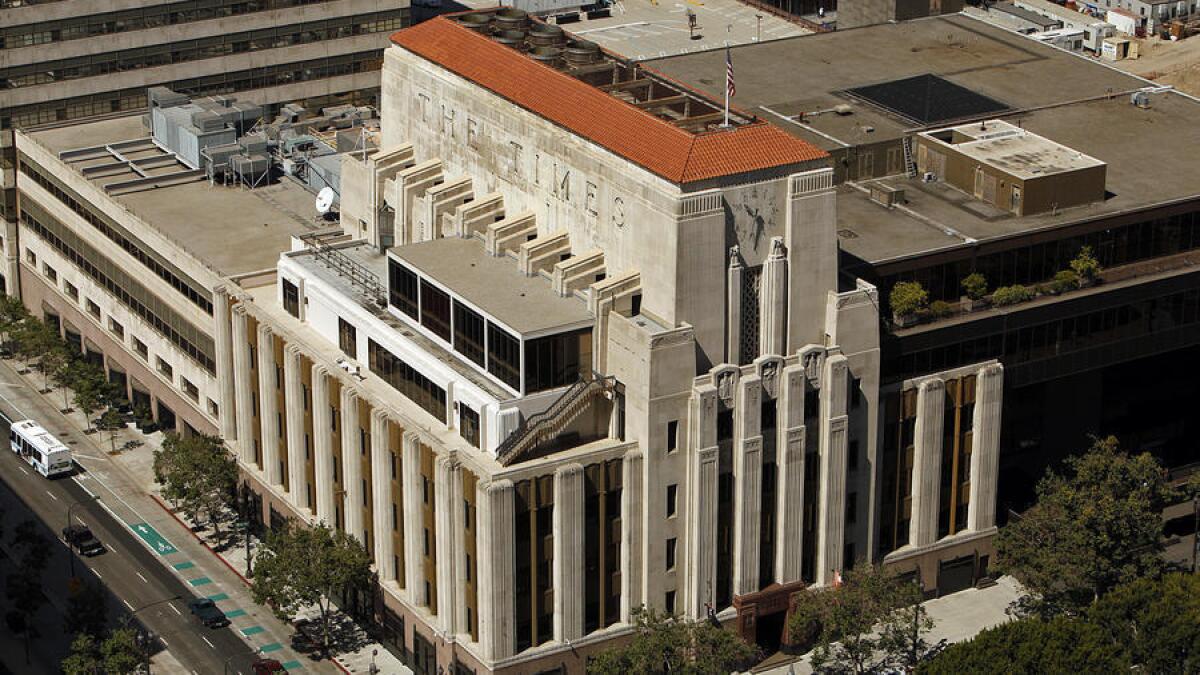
[390,18,827,185]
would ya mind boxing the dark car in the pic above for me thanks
[62,524,105,556]
[187,598,229,628]
[252,658,286,674]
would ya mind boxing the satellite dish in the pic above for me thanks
[315,187,335,214]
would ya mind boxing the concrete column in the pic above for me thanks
[686,386,719,619]
[340,387,363,542]
[477,479,515,660]
[552,463,585,642]
[732,376,763,596]
[256,324,281,486]
[968,364,1004,532]
[401,431,427,607]
[816,354,849,586]
[434,455,459,634]
[3,216,21,299]
[775,364,806,585]
[231,306,255,466]
[758,238,788,357]
[311,365,335,525]
[910,378,945,547]
[727,250,743,365]
[283,345,307,508]
[620,449,644,623]
[370,410,396,582]
[213,286,237,441]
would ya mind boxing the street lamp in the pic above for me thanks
[65,494,101,578]
[121,595,180,675]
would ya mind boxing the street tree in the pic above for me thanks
[99,407,126,454]
[65,577,109,638]
[69,360,114,432]
[0,294,30,350]
[61,633,102,675]
[5,519,51,664]
[1088,573,1200,672]
[153,432,237,540]
[15,319,64,392]
[920,615,1128,674]
[787,562,924,674]
[101,627,145,674]
[587,606,759,675]
[994,436,1173,615]
[251,520,372,654]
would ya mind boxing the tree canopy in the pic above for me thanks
[994,436,1173,615]
[588,606,759,675]
[250,520,372,653]
[153,432,237,539]
[920,615,1128,674]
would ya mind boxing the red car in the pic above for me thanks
[252,658,286,674]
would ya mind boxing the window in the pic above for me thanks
[666,484,678,518]
[338,317,357,359]
[419,280,451,342]
[133,337,148,359]
[64,280,78,301]
[846,492,858,525]
[42,263,56,282]
[282,278,300,317]
[460,405,480,448]
[487,324,521,391]
[523,328,590,394]
[368,340,447,423]
[108,318,124,340]
[666,420,678,453]
[850,377,861,408]
[25,249,35,265]
[181,377,199,402]
[157,357,173,379]
[665,538,677,571]
[86,299,100,320]
[452,300,485,367]
[388,259,419,319]
[207,398,219,417]
[665,590,676,615]
[848,440,860,471]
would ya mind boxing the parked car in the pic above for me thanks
[62,524,105,556]
[252,657,287,674]
[187,598,230,628]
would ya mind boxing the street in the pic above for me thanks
[0,391,263,674]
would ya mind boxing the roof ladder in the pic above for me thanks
[902,135,918,178]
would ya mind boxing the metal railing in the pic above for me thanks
[496,373,617,465]
[300,232,386,306]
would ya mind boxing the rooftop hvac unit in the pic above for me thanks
[528,23,566,47]
[563,40,600,65]
[493,7,530,30]
[1130,90,1151,108]
[458,13,490,33]
[530,46,563,69]
[869,182,906,208]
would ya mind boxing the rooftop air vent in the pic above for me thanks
[563,40,600,66]
[528,24,566,47]
[458,13,490,33]
[530,46,563,69]
[493,7,529,31]
[495,29,527,51]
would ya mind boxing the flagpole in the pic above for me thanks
[723,25,731,127]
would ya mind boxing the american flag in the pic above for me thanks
[726,46,736,98]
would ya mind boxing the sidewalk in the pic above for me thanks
[751,576,1023,674]
[2,357,410,674]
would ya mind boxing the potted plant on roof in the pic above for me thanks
[1069,246,1101,288]
[890,281,929,328]
[960,272,988,312]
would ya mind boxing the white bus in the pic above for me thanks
[9,419,73,478]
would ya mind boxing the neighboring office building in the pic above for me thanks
[0,0,409,300]
[1091,0,1196,33]
[1014,0,1116,52]
[8,10,1200,675]
[986,2,1062,34]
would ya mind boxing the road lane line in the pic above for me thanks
[160,638,169,646]
[136,571,148,584]
[202,636,215,649]
[170,604,181,616]
[17,466,28,475]
[93,568,102,579]
[123,599,134,610]
[45,489,58,501]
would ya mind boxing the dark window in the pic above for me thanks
[666,420,678,453]
[523,328,589,394]
[283,278,300,317]
[452,301,485,367]
[368,339,447,423]
[665,537,677,570]
[487,323,521,391]
[460,405,481,448]
[338,317,357,359]
[666,484,677,517]
[388,259,419,319]
[419,280,451,342]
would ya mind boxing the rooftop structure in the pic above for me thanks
[921,119,1105,181]
[391,14,826,185]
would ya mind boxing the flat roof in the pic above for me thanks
[927,119,1105,180]
[650,15,1200,263]
[992,2,1062,27]
[391,238,592,336]
[26,115,322,277]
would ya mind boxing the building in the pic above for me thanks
[986,2,1064,34]
[0,0,409,299]
[837,0,964,29]
[1013,0,1115,52]
[7,10,1200,675]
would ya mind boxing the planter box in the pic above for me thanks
[894,313,920,328]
